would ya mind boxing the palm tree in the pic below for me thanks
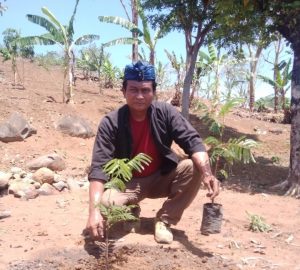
[17,0,99,103]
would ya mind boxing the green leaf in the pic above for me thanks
[98,16,143,36]
[15,36,56,47]
[74,35,100,46]
[103,37,140,47]
[26,14,62,42]
[41,7,68,42]
[219,98,244,117]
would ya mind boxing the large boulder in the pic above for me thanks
[55,115,94,138]
[0,112,37,143]
[27,153,66,171]
[0,171,11,190]
[32,167,55,184]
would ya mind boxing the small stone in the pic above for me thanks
[67,178,80,192]
[53,181,67,191]
[0,171,11,189]
[38,183,58,196]
[0,210,11,219]
[11,167,23,174]
[33,167,55,184]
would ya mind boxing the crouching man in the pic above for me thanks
[86,61,220,244]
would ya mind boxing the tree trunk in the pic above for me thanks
[131,0,138,62]
[273,37,282,113]
[248,45,263,111]
[181,45,200,119]
[285,50,300,197]
[66,50,74,104]
[149,49,155,65]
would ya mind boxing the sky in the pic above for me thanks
[0,0,293,99]
[0,0,186,69]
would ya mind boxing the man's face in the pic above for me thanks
[123,80,154,113]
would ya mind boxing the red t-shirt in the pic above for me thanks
[130,115,162,177]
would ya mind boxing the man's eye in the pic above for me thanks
[142,89,151,94]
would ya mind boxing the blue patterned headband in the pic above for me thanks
[124,61,156,81]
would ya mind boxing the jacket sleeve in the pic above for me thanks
[167,104,206,156]
[88,116,117,182]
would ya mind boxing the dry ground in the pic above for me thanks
[0,59,299,270]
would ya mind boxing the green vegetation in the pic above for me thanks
[34,51,64,70]
[0,28,34,85]
[197,98,257,179]
[246,211,272,232]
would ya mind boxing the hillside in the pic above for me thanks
[0,59,299,270]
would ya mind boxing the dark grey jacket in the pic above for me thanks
[88,101,206,181]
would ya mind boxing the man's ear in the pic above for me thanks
[121,88,126,97]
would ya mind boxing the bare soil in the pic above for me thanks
[0,59,300,270]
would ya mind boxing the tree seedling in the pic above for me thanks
[98,153,152,270]
[196,98,257,180]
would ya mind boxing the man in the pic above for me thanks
[86,61,220,244]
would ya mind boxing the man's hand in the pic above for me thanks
[86,180,105,240]
[86,209,105,240]
[202,174,220,202]
[191,152,220,202]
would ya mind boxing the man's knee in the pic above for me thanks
[101,189,122,207]
[178,159,199,177]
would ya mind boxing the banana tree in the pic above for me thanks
[137,1,166,65]
[164,49,185,106]
[99,15,143,62]
[99,0,165,65]
[0,28,20,85]
[258,58,292,113]
[16,0,99,103]
[198,44,228,103]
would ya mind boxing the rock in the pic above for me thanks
[254,127,267,135]
[269,128,284,135]
[8,181,39,199]
[27,153,66,171]
[32,167,55,184]
[0,123,21,143]
[12,173,21,181]
[0,171,11,190]
[81,181,89,190]
[0,210,11,219]
[0,112,37,143]
[38,183,58,196]
[66,177,81,192]
[53,181,68,191]
[33,181,41,189]
[10,167,23,174]
[55,115,94,138]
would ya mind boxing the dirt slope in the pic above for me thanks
[0,59,299,270]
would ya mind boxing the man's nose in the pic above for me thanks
[136,91,144,98]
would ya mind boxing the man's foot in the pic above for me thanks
[154,220,173,244]
[123,219,141,233]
